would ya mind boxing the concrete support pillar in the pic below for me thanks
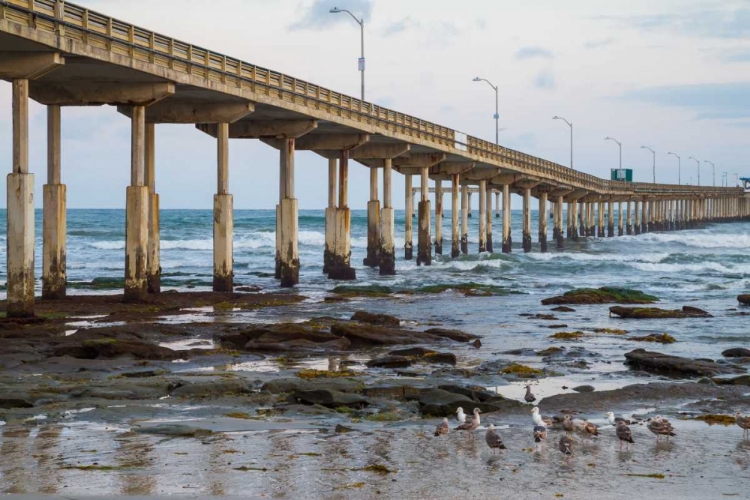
[579,203,586,238]
[584,202,592,236]
[478,180,487,253]
[461,185,469,254]
[468,192,473,218]
[495,192,500,218]
[213,122,233,292]
[364,166,380,267]
[417,167,431,266]
[539,192,548,253]
[277,138,300,287]
[607,201,614,237]
[616,202,623,236]
[451,174,460,258]
[571,200,579,241]
[42,104,66,300]
[404,174,414,260]
[566,202,573,239]
[642,200,649,233]
[502,185,512,253]
[596,201,604,237]
[554,196,564,249]
[648,199,655,232]
[328,150,355,280]
[486,186,493,252]
[522,188,532,253]
[145,123,160,294]
[124,106,149,301]
[324,158,337,274]
[633,201,640,235]
[583,202,590,236]
[435,180,444,255]
[379,159,396,275]
[626,201,633,235]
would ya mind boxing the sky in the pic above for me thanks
[1,0,749,209]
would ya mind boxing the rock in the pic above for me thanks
[438,385,497,402]
[362,384,423,400]
[551,306,576,312]
[244,338,351,352]
[389,347,436,357]
[572,385,595,393]
[624,349,745,377]
[738,295,750,306]
[423,328,480,342]
[533,314,558,321]
[418,389,502,417]
[135,424,213,437]
[472,339,482,348]
[609,306,712,319]
[723,348,750,358]
[171,379,252,398]
[279,404,336,416]
[366,356,412,369]
[697,377,716,385]
[219,323,350,352]
[0,395,34,409]
[330,323,439,347]
[626,333,677,344]
[261,377,363,394]
[502,348,537,356]
[537,347,564,357]
[53,339,182,361]
[351,311,401,327]
[293,389,368,408]
[713,374,750,386]
[335,424,353,433]
[235,285,261,293]
[423,352,457,365]
[542,287,659,305]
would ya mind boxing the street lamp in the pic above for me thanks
[688,156,700,185]
[704,160,715,186]
[473,77,499,145]
[722,171,728,187]
[641,146,656,183]
[330,7,365,102]
[667,152,681,185]
[605,136,622,170]
[553,116,573,169]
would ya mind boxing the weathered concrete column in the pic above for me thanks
[539,192,548,253]
[478,180,487,253]
[522,188,532,253]
[579,203,586,238]
[124,106,150,302]
[277,138,300,287]
[583,202,590,236]
[566,202,573,239]
[617,202,623,236]
[213,122,233,292]
[596,201,604,237]
[486,186,493,252]
[145,123,160,294]
[461,185,469,254]
[8,79,35,316]
[495,192,500,218]
[554,196,564,249]
[648,199,656,232]
[451,174,460,258]
[404,174,414,260]
[42,104,66,300]
[626,201,633,235]
[417,167,432,266]
[642,199,649,233]
[468,192,473,218]
[502,185,512,253]
[571,200,579,241]
[364,166,380,267]
[634,201,641,235]
[434,180,444,255]
[379,158,396,275]
[323,158,337,274]
[328,150,355,280]
[607,201,614,237]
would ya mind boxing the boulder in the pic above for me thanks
[739,295,750,306]
[418,389,502,417]
[723,348,750,358]
[53,339,182,361]
[389,347,436,357]
[424,352,458,365]
[351,311,401,327]
[0,395,34,409]
[624,349,745,377]
[551,306,576,312]
[243,338,350,352]
[330,323,438,347]
[363,384,424,400]
[218,323,348,352]
[542,287,658,305]
[626,333,677,344]
[171,378,252,398]
[261,377,362,395]
[610,306,712,319]
[572,385,595,393]
[366,356,412,369]
[293,389,368,408]
[424,328,480,342]
[438,385,497,402]
[715,374,750,386]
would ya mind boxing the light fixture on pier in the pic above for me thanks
[704,160,715,186]
[329,7,365,102]
[688,157,700,186]
[473,77,500,145]
[641,146,656,183]
[667,152,681,185]
[553,116,573,169]
[605,136,622,170]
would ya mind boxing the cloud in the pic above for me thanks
[289,0,372,31]
[603,8,750,39]
[583,38,616,49]
[382,16,417,37]
[720,49,750,62]
[621,82,750,119]
[534,69,555,90]
[515,46,554,60]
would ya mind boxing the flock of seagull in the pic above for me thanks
[434,401,750,458]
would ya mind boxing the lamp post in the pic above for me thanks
[605,136,622,170]
[553,116,573,169]
[473,77,499,145]
[722,171,728,187]
[330,7,365,102]
[667,152,681,185]
[704,160,715,186]
[641,146,656,183]
[688,157,700,185]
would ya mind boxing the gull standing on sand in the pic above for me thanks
[524,385,536,403]
[434,417,450,437]
[485,424,506,453]
[735,412,750,440]
[456,408,481,437]
[456,407,467,425]
[647,416,676,442]
[605,412,631,426]
[559,435,573,456]
[615,421,634,450]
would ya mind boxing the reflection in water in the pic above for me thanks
[34,425,63,494]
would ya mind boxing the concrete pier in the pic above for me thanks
[42,104,66,300]
[607,201,614,237]
[327,150,355,280]
[363,166,380,267]
[323,158,337,274]
[434,180,444,255]
[554,196,564,249]
[213,122,233,292]
[486,185,493,252]
[626,201,633,235]
[124,106,149,301]
[539,192,548,253]
[461,185,469,254]
[405,174,414,260]
[145,123,160,294]
[451,174,460,258]
[522,188,532,253]
[278,138,300,287]
[478,180,487,253]
[417,167,432,266]
[379,158,396,275]
[502,184,512,253]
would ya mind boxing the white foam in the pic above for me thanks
[637,231,750,249]
[526,251,670,264]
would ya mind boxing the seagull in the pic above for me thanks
[456,408,481,437]
[456,407,467,425]
[573,418,599,439]
[534,425,548,444]
[647,416,676,442]
[531,407,552,427]
[434,417,449,437]
[524,385,536,403]
[616,421,634,450]
[485,424,506,453]
[605,412,631,426]
[562,415,575,435]
[559,435,573,455]
[735,412,750,440]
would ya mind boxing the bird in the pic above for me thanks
[531,407,553,427]
[735,412,750,440]
[524,385,536,403]
[434,417,449,437]
[615,421,634,450]
[533,425,548,444]
[573,418,599,439]
[559,435,573,456]
[485,424,506,453]
[605,412,631,426]
[456,407,467,425]
[456,408,481,436]
[647,416,676,442]
[562,415,575,435]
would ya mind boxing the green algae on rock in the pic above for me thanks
[415,282,513,297]
[541,287,659,305]
[626,333,677,344]
[549,331,586,340]
[610,306,712,319]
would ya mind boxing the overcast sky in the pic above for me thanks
[1,0,749,209]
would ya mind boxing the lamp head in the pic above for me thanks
[329,7,341,13]
[473,77,481,82]
[553,116,560,120]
